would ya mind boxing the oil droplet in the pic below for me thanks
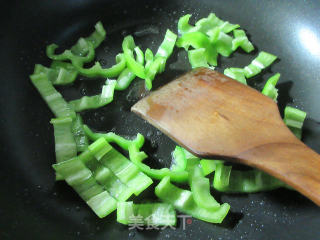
[80,88,87,96]
[146,130,153,137]
[151,139,158,148]
[122,30,129,37]
[128,231,135,238]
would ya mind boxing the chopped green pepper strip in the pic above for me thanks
[134,47,145,66]
[284,106,307,129]
[53,157,117,218]
[145,29,177,90]
[117,201,176,226]
[86,138,153,196]
[46,38,95,67]
[176,31,218,66]
[262,73,280,101]
[224,68,247,85]
[189,165,220,210]
[179,148,200,171]
[215,31,233,57]
[50,117,77,163]
[244,51,277,78]
[30,73,76,119]
[84,126,189,183]
[145,48,154,70]
[155,29,177,59]
[178,14,194,35]
[34,63,78,85]
[46,21,106,67]
[84,21,107,49]
[129,137,190,183]
[188,48,209,68]
[122,36,146,79]
[50,117,77,180]
[72,53,126,78]
[200,159,223,176]
[155,176,230,223]
[72,114,89,152]
[232,29,254,53]
[213,162,286,193]
[178,13,239,36]
[284,106,307,139]
[145,57,166,90]
[80,138,135,201]
[69,79,117,112]
[115,68,136,91]
[170,146,187,171]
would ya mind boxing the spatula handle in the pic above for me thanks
[238,141,320,206]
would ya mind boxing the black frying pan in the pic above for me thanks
[1,0,320,239]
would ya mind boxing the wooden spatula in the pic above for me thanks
[132,68,320,206]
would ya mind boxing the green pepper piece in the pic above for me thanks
[84,21,106,49]
[244,51,277,78]
[34,63,78,85]
[188,48,209,68]
[46,21,106,67]
[115,68,136,91]
[155,29,177,59]
[117,201,176,226]
[84,126,190,183]
[170,146,187,171]
[79,138,135,201]
[155,176,230,223]
[144,29,177,90]
[178,13,239,36]
[46,38,95,67]
[189,165,220,210]
[122,36,146,79]
[200,159,223,176]
[262,73,280,101]
[30,73,76,119]
[73,53,126,78]
[50,116,77,180]
[71,114,89,152]
[144,48,154,70]
[284,106,307,139]
[69,79,117,112]
[232,29,254,53]
[215,31,233,57]
[53,157,117,218]
[176,31,218,66]
[213,163,286,193]
[145,57,166,90]
[284,106,307,129]
[86,138,153,196]
[224,68,247,85]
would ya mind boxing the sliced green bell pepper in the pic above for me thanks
[69,79,117,112]
[155,176,230,223]
[30,73,76,119]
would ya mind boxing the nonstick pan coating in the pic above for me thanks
[1,0,320,239]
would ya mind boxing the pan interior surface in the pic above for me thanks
[1,0,320,239]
